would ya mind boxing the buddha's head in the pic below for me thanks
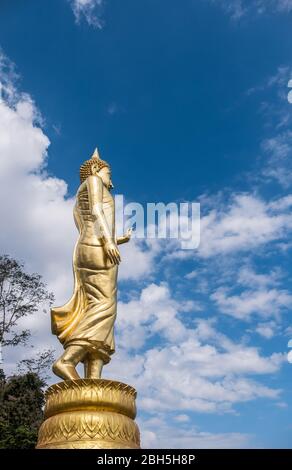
[80,148,113,190]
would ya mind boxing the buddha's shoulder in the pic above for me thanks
[76,180,113,202]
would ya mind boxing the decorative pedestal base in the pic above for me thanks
[36,379,140,449]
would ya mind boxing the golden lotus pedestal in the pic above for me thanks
[36,378,140,449]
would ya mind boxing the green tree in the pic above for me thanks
[0,255,55,448]
[0,371,45,449]
[0,254,54,351]
[17,348,55,381]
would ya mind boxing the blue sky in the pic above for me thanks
[0,0,292,448]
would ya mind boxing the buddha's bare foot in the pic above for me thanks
[52,345,85,381]
[52,358,80,381]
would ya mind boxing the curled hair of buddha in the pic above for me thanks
[80,148,110,183]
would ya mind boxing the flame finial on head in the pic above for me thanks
[91,147,100,160]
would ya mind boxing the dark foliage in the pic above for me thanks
[0,371,45,449]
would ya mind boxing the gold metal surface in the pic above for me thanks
[36,379,140,449]
[36,149,140,449]
[51,148,131,381]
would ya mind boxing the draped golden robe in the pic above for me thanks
[51,177,117,364]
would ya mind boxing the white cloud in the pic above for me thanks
[105,285,283,415]
[238,266,282,289]
[255,321,279,339]
[0,53,75,307]
[108,341,282,415]
[212,286,292,321]
[174,414,190,423]
[201,194,292,257]
[211,267,292,325]
[116,283,192,350]
[261,132,292,188]
[140,417,252,448]
[168,193,292,260]
[118,239,161,281]
[68,0,105,28]
[266,66,292,90]
[275,401,288,408]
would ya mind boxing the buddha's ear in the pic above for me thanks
[91,162,100,175]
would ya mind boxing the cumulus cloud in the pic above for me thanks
[135,348,280,414]
[118,239,161,281]
[0,53,76,307]
[116,283,193,350]
[105,284,283,416]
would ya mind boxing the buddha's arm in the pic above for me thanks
[87,175,112,241]
[73,206,83,234]
[117,228,133,245]
[87,175,121,265]
[117,236,128,245]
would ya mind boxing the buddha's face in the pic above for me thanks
[95,166,113,190]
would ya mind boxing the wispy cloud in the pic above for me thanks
[245,65,292,188]
[67,0,105,28]
[208,0,292,20]
[167,192,292,261]
[212,285,292,321]
[261,132,292,188]
[208,0,247,20]
[255,321,279,339]
[140,416,252,448]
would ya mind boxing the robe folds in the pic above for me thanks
[51,177,117,364]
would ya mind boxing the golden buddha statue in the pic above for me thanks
[36,149,140,449]
[51,148,132,381]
